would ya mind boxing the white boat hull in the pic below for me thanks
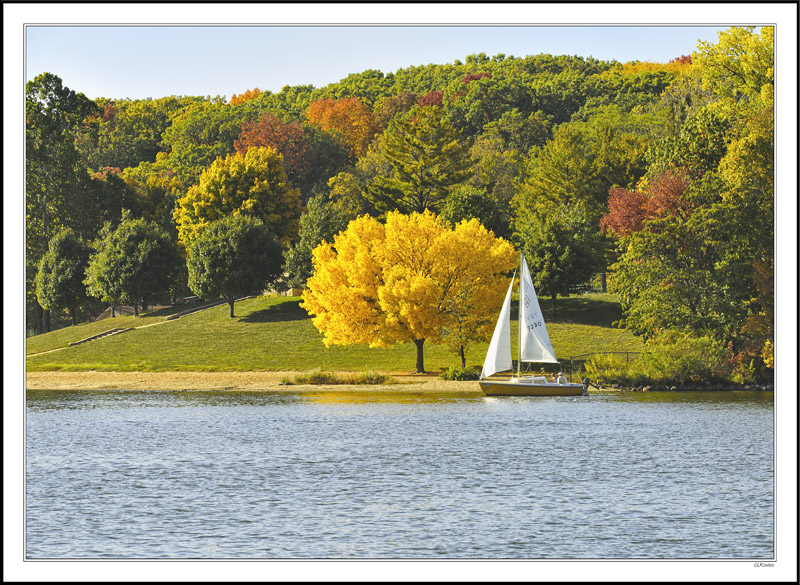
[479,377,585,396]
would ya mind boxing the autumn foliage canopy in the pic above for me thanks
[600,170,692,237]
[301,211,516,372]
[305,97,379,158]
[234,113,317,185]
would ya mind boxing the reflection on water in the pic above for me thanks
[25,389,774,559]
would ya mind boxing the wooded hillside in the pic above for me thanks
[26,27,774,383]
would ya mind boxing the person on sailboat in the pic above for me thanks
[557,372,567,384]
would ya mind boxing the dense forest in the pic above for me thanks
[26,27,774,383]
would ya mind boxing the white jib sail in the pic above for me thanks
[480,274,515,379]
[518,254,559,364]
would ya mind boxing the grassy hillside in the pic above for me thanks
[25,294,644,374]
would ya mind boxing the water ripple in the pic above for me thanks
[25,390,774,559]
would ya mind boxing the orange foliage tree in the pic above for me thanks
[305,97,379,158]
[230,88,262,106]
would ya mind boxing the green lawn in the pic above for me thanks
[25,302,209,355]
[26,294,644,374]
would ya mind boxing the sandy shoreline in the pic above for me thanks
[25,371,485,393]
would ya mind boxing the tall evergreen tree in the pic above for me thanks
[367,106,475,214]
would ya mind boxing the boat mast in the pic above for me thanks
[517,251,523,377]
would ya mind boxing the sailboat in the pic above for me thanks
[479,253,585,396]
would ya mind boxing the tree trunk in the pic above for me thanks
[413,338,426,373]
[36,303,44,335]
[70,306,77,326]
[551,294,557,319]
[460,345,466,369]
[601,272,607,293]
[44,309,51,333]
[228,297,236,318]
[112,301,116,318]
[134,301,139,317]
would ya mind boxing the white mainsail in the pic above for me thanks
[518,253,559,364]
[480,273,515,379]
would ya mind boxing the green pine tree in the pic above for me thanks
[367,106,475,213]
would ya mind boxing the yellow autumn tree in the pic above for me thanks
[173,146,302,248]
[301,210,517,373]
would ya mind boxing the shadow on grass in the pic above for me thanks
[548,295,623,327]
[508,294,623,328]
[239,300,309,323]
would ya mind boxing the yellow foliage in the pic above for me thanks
[693,26,774,116]
[301,211,517,355]
[761,340,773,369]
[618,60,691,75]
[173,147,302,247]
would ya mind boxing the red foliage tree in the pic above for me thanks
[643,170,692,220]
[601,170,692,237]
[418,91,444,108]
[92,166,123,180]
[600,187,648,237]
[461,72,492,84]
[234,113,317,188]
[668,55,693,65]
[101,104,117,126]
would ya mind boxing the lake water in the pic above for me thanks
[25,389,774,560]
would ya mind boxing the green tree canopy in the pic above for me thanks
[26,72,100,333]
[35,228,91,326]
[84,211,182,316]
[156,98,259,183]
[606,26,775,382]
[516,121,647,226]
[693,26,774,117]
[440,185,510,240]
[515,205,606,317]
[367,106,475,214]
[186,215,284,318]
[283,194,349,289]
[609,210,752,343]
[77,96,201,172]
